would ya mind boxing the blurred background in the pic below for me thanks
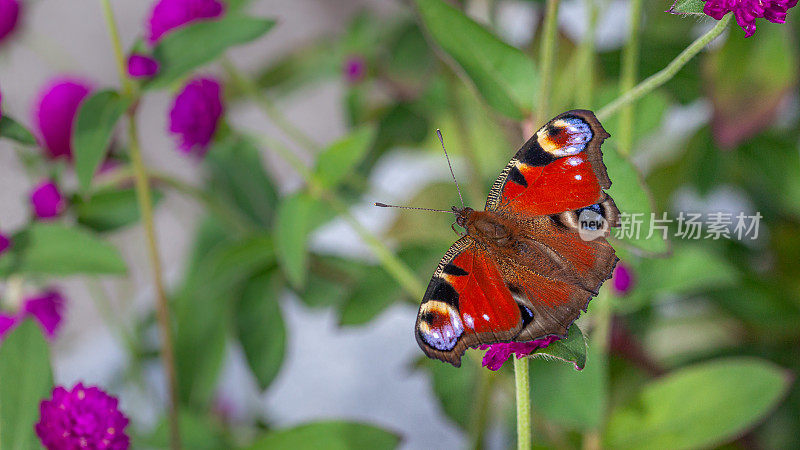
[0,0,798,449]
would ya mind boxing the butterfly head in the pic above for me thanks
[453,206,474,229]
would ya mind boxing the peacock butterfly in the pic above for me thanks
[379,110,619,367]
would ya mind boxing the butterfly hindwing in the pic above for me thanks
[485,110,613,216]
[416,236,526,367]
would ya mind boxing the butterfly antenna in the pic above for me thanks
[437,129,464,208]
[374,203,455,215]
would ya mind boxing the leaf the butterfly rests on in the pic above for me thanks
[412,110,619,367]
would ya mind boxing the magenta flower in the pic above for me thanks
[146,0,225,44]
[0,0,20,44]
[479,335,561,371]
[611,262,634,296]
[33,78,92,159]
[30,180,66,219]
[0,314,17,341]
[36,383,130,450]
[703,0,798,37]
[22,290,65,338]
[127,53,160,78]
[169,77,223,155]
[343,56,367,83]
[0,231,10,256]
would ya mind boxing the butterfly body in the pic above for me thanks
[414,110,620,367]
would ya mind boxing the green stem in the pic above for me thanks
[251,133,426,299]
[618,0,642,156]
[597,13,732,121]
[100,1,181,448]
[536,0,561,123]
[514,357,532,450]
[100,0,133,97]
[128,116,182,450]
[574,0,599,108]
[222,58,320,153]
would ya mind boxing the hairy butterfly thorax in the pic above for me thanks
[378,110,619,367]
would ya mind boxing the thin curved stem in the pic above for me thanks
[597,13,732,121]
[100,1,181,448]
[250,133,426,299]
[222,58,320,153]
[514,357,532,450]
[618,0,642,156]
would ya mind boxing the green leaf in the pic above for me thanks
[73,90,130,191]
[0,320,54,450]
[605,145,669,254]
[207,135,279,227]
[148,15,275,89]
[138,409,228,450]
[274,193,331,288]
[605,358,791,450]
[339,265,395,326]
[528,324,588,370]
[0,115,37,146]
[73,188,163,233]
[246,421,401,450]
[619,243,738,312]
[413,0,537,119]
[415,357,479,429]
[667,0,706,15]
[235,272,287,390]
[530,342,606,430]
[174,234,275,406]
[0,223,127,276]
[315,126,376,188]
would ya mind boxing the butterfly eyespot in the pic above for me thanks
[418,301,464,351]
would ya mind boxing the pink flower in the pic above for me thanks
[0,314,17,341]
[611,262,634,296]
[30,180,66,219]
[168,77,223,156]
[146,0,224,44]
[0,231,10,255]
[127,53,160,78]
[703,0,798,37]
[343,56,366,83]
[32,77,92,159]
[22,290,65,338]
[479,335,561,371]
[0,290,66,342]
[36,383,130,450]
[0,0,20,44]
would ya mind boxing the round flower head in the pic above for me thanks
[0,0,20,44]
[611,262,634,296]
[479,335,561,371]
[30,180,66,219]
[169,77,223,156]
[22,290,65,338]
[33,78,92,159]
[36,383,130,450]
[703,0,798,37]
[127,54,160,78]
[147,0,225,44]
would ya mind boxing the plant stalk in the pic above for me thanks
[100,1,181,447]
[618,0,642,156]
[597,13,732,121]
[535,0,561,123]
[514,357,532,450]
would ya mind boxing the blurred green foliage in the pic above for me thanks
[0,0,799,448]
